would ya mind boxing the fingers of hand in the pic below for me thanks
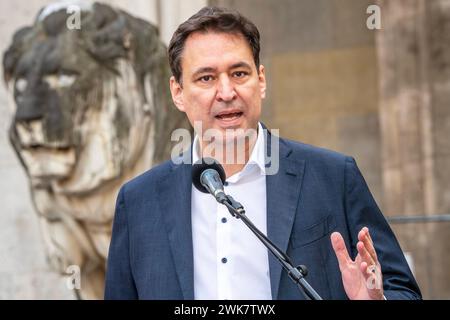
[360,261,368,275]
[358,227,378,262]
[357,240,376,268]
[331,232,351,269]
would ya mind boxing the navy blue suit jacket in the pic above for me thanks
[105,130,421,300]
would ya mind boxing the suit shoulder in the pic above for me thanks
[278,137,358,190]
[280,138,376,200]
[281,137,352,166]
[120,159,174,195]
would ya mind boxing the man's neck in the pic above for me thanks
[199,129,258,179]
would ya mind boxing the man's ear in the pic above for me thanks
[170,76,185,112]
[258,65,267,99]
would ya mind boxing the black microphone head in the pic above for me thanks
[192,157,226,194]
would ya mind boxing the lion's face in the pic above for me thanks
[10,59,152,193]
[3,3,168,194]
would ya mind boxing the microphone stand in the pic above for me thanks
[219,195,323,300]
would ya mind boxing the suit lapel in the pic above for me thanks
[159,160,195,299]
[265,131,306,299]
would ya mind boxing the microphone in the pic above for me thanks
[192,158,227,203]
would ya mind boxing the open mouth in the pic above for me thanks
[215,111,243,121]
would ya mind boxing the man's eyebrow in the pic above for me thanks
[230,62,252,70]
[192,67,217,78]
[191,62,253,78]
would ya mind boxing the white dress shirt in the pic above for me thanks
[192,122,272,300]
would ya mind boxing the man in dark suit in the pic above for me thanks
[104,6,421,300]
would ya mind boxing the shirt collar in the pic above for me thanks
[245,122,266,174]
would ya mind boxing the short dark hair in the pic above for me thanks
[168,6,261,85]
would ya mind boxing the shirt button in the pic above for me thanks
[224,181,229,186]
[221,257,228,264]
[221,217,227,223]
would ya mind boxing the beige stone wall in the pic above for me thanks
[211,0,383,207]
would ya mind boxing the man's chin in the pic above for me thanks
[199,122,258,161]
[213,117,258,132]
[209,127,257,143]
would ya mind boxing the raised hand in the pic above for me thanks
[331,227,384,300]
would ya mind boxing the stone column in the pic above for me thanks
[376,0,450,298]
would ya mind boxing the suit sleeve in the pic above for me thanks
[344,157,422,300]
[104,186,138,299]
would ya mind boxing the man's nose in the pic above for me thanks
[216,76,237,102]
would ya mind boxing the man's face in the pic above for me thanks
[170,31,266,144]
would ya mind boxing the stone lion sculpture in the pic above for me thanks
[3,2,190,299]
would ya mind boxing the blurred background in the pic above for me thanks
[0,0,449,299]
